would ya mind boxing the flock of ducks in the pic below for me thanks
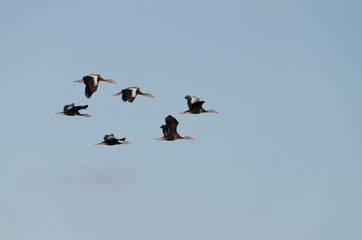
[56,74,218,146]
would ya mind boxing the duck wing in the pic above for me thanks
[185,95,200,109]
[122,87,139,103]
[63,103,75,112]
[83,75,99,98]
[104,134,116,141]
[165,115,179,136]
[190,101,205,112]
[70,105,88,112]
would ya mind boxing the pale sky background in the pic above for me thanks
[1,0,362,239]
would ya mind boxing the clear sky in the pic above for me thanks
[1,0,362,239]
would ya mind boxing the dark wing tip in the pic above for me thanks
[165,115,178,127]
[85,88,93,98]
[121,93,128,102]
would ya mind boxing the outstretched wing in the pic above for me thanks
[185,95,200,109]
[164,115,179,136]
[68,105,88,113]
[83,75,99,98]
[63,103,75,112]
[190,101,205,112]
[122,87,139,103]
[160,124,168,137]
[121,89,131,102]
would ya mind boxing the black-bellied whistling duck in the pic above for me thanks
[55,104,91,117]
[155,115,195,141]
[180,95,218,114]
[112,87,155,103]
[74,74,116,98]
[94,134,131,146]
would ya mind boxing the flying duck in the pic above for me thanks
[55,104,91,117]
[74,74,116,98]
[113,87,155,103]
[155,115,195,141]
[94,134,131,146]
[180,95,218,114]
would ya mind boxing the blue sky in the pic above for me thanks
[1,0,362,239]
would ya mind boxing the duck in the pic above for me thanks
[94,134,131,146]
[74,74,116,98]
[155,115,195,141]
[55,104,91,117]
[180,95,218,114]
[112,87,155,103]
